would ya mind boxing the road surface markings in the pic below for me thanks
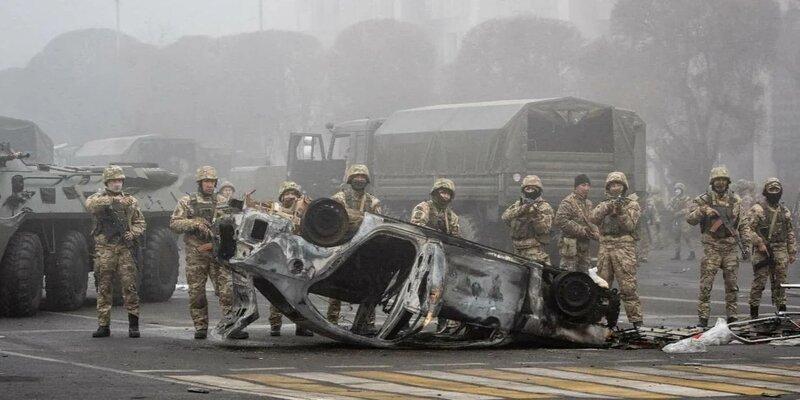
[168,374,354,399]
[776,356,800,361]
[666,365,800,384]
[639,295,800,309]
[233,373,429,400]
[288,372,497,400]
[506,367,727,397]
[559,366,785,397]
[421,362,487,367]
[346,370,547,399]
[766,363,800,370]
[616,366,800,394]
[711,364,800,378]
[131,369,199,373]
[454,368,670,399]
[328,365,394,369]
[229,367,299,372]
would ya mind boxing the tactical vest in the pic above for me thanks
[426,201,454,235]
[190,193,217,225]
[92,195,129,243]
[601,198,632,237]
[757,202,791,243]
[342,188,376,213]
[509,200,550,245]
[698,193,736,239]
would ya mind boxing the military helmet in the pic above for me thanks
[605,171,629,191]
[431,178,455,195]
[521,175,543,189]
[195,166,218,182]
[674,182,686,192]
[344,164,370,183]
[102,165,125,183]
[219,181,235,192]
[763,177,782,194]
[708,166,730,184]
[278,180,302,200]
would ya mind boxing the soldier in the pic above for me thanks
[589,172,643,328]
[554,174,598,272]
[686,166,750,326]
[410,178,461,237]
[85,165,146,338]
[267,181,313,337]
[667,182,696,261]
[746,178,797,318]
[218,181,236,202]
[170,166,246,340]
[327,164,382,328]
[638,189,661,263]
[502,175,553,264]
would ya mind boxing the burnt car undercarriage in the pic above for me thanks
[212,199,620,348]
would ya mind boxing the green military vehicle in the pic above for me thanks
[285,97,646,246]
[0,116,181,317]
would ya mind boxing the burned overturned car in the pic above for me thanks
[213,199,620,348]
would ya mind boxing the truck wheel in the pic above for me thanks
[45,231,90,311]
[140,226,179,302]
[0,231,44,317]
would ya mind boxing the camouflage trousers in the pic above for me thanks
[94,242,139,326]
[674,222,694,253]
[597,240,642,324]
[559,237,592,272]
[515,244,550,265]
[185,245,233,330]
[749,247,789,309]
[638,230,652,260]
[698,242,739,319]
[327,298,375,327]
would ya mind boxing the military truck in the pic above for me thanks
[0,117,181,317]
[286,98,646,246]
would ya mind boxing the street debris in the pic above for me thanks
[662,318,733,353]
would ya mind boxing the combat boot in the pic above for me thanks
[778,305,787,313]
[687,251,696,261]
[750,306,759,319]
[194,329,207,340]
[128,314,140,338]
[228,330,249,340]
[295,326,313,337]
[697,317,708,328]
[726,316,738,324]
[92,325,110,338]
[270,326,281,337]
[671,250,681,261]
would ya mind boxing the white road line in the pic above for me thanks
[229,367,298,372]
[420,362,487,367]
[692,358,746,362]
[288,372,498,400]
[402,369,608,398]
[777,356,800,360]
[132,369,199,373]
[640,296,800,309]
[327,365,393,369]
[504,367,731,397]
[712,364,800,378]
[515,361,571,365]
[615,359,670,364]
[168,374,354,400]
[616,366,800,394]
[0,350,258,398]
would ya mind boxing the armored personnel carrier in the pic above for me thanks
[0,117,181,317]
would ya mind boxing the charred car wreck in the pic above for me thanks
[213,199,620,348]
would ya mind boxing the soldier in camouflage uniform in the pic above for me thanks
[555,174,598,272]
[667,182,696,261]
[502,175,553,264]
[170,166,246,339]
[686,166,751,326]
[327,164,383,328]
[638,189,661,263]
[85,165,146,338]
[218,181,236,202]
[589,172,643,328]
[267,181,313,337]
[410,178,461,237]
[746,178,797,318]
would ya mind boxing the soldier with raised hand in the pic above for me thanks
[746,178,797,318]
[85,165,146,338]
[686,166,751,327]
[555,174,598,271]
[327,164,382,328]
[268,181,313,337]
[410,178,461,237]
[170,166,246,340]
[589,171,643,328]
[667,182,696,261]
[502,175,553,264]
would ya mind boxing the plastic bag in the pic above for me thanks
[588,267,609,289]
[662,318,734,353]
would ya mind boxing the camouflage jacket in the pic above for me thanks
[169,192,220,246]
[740,194,756,216]
[667,194,693,221]
[269,197,311,234]
[589,194,641,244]
[502,198,553,249]
[686,191,750,246]
[411,200,460,237]
[555,192,596,240]
[331,187,382,214]
[643,197,661,225]
[85,189,146,245]
[746,201,797,255]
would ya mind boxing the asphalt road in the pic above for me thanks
[1,247,799,399]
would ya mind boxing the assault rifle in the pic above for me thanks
[707,205,750,260]
[101,204,142,268]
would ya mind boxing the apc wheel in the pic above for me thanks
[45,231,90,311]
[0,231,44,317]
[140,226,179,302]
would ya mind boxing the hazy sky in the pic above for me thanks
[0,0,298,70]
